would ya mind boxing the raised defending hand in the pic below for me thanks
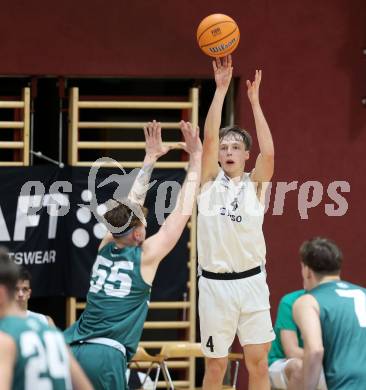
[246,69,262,105]
[179,121,202,156]
[144,120,171,159]
[213,55,233,91]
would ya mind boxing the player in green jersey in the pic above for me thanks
[293,237,366,390]
[268,289,327,390]
[268,289,305,389]
[0,249,93,390]
[64,120,202,389]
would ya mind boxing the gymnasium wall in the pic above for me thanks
[1,1,366,388]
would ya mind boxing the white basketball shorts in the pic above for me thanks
[198,271,275,358]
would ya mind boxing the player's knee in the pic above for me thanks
[205,357,228,382]
[244,342,271,377]
[245,354,269,377]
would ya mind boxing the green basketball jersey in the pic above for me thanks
[268,289,305,366]
[309,280,366,390]
[64,243,151,361]
[0,315,71,390]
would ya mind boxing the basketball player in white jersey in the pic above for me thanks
[15,267,55,326]
[198,55,275,390]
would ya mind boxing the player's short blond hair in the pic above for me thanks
[219,126,252,151]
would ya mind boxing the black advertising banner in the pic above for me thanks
[0,166,69,296]
[0,166,188,300]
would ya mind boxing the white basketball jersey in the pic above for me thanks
[27,310,48,325]
[197,169,266,273]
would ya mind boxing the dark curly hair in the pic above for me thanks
[300,237,342,275]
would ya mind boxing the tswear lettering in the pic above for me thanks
[10,250,56,265]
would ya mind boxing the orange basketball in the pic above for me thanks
[197,14,240,57]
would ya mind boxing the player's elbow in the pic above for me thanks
[262,150,275,161]
[306,346,324,362]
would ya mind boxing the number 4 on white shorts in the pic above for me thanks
[206,336,214,353]
[335,289,366,327]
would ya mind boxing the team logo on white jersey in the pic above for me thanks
[219,207,243,223]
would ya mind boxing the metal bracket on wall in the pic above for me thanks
[30,150,64,168]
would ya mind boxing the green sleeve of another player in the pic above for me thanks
[276,294,298,332]
[276,301,296,332]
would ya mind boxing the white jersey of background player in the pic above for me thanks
[198,55,275,390]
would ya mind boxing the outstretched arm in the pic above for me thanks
[293,295,324,390]
[128,120,171,205]
[141,121,202,283]
[248,70,275,183]
[99,121,171,250]
[202,55,233,185]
